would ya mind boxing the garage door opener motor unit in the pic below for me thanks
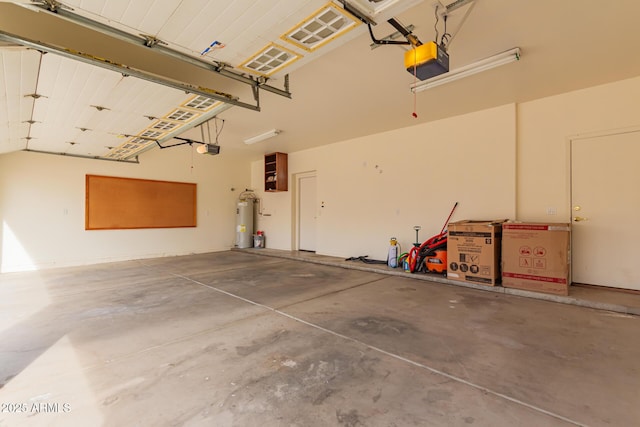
[404,41,449,80]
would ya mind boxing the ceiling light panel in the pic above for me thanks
[281,3,359,52]
[0,48,40,154]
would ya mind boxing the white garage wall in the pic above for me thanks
[251,76,640,264]
[3,76,638,273]
[516,75,640,221]
[0,145,249,272]
[253,104,517,260]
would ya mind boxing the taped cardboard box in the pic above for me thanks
[501,222,571,296]
[447,220,507,286]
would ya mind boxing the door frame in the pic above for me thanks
[291,170,317,251]
[568,124,640,286]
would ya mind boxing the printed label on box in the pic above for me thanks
[503,272,568,284]
[520,246,531,256]
[533,259,546,269]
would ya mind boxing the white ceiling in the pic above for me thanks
[1,0,640,162]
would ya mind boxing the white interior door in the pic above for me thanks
[298,175,317,252]
[571,130,640,290]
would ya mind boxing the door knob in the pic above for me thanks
[573,216,588,222]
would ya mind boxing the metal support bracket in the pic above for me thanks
[31,0,72,13]
[155,136,204,149]
[140,34,168,48]
[369,24,415,49]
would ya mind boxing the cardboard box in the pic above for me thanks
[501,222,571,296]
[447,220,506,286]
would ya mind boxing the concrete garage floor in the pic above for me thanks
[1,252,639,426]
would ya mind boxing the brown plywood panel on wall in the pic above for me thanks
[86,175,196,230]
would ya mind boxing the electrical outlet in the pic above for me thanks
[546,207,557,215]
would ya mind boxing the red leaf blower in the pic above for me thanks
[406,202,458,274]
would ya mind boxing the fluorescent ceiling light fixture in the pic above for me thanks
[244,129,281,145]
[410,47,521,93]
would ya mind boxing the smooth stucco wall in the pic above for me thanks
[251,76,640,261]
[2,76,639,271]
[253,104,517,260]
[516,76,640,221]
[0,145,249,272]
